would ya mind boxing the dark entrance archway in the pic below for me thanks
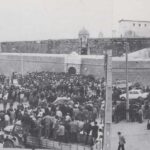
[68,67,76,74]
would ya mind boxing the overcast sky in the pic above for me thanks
[0,0,149,41]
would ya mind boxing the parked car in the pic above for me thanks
[113,80,132,89]
[120,89,149,100]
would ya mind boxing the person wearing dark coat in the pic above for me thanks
[147,120,150,130]
[91,122,99,144]
[83,120,92,145]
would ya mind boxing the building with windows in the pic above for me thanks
[119,19,150,38]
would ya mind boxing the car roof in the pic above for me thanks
[130,89,141,92]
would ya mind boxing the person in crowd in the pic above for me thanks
[70,119,79,143]
[53,116,59,140]
[99,128,103,142]
[65,113,71,122]
[38,94,48,108]
[56,108,63,119]
[91,121,99,144]
[3,90,8,113]
[56,122,65,143]
[83,120,92,145]
[92,106,98,122]
[100,103,105,123]
[7,106,15,125]
[138,107,143,123]
[43,112,52,139]
[4,112,10,126]
[64,120,71,143]
[36,114,43,137]
[0,111,5,131]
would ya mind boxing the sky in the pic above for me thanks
[0,0,149,41]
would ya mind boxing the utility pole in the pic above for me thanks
[103,49,112,150]
[21,53,24,76]
[125,42,130,121]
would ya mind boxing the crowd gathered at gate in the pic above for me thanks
[0,71,149,146]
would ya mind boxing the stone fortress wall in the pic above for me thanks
[1,38,150,56]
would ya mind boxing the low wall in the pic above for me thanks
[0,53,65,76]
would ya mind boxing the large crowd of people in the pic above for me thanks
[0,72,105,146]
[0,71,149,147]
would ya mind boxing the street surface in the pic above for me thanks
[111,121,150,150]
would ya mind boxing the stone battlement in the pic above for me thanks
[1,38,150,56]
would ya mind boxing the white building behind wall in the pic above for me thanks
[119,19,150,38]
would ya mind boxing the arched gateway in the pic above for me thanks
[68,67,76,74]
[64,52,81,74]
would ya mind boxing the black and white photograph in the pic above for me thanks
[0,0,149,150]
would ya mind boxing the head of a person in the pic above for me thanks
[60,122,63,126]
[99,128,102,132]
[118,132,121,135]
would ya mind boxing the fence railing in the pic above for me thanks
[26,136,102,150]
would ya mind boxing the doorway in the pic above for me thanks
[68,67,76,74]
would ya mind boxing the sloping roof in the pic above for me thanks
[128,48,150,59]
[119,19,150,23]
[114,48,150,61]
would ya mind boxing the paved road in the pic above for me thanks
[111,121,150,150]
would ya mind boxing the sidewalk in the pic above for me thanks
[111,121,150,150]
